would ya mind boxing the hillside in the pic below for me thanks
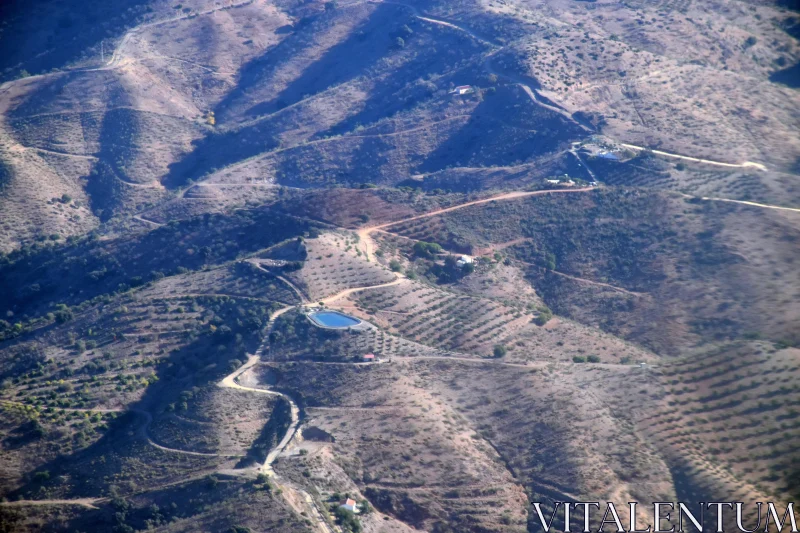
[1,0,800,531]
[1,0,797,252]
[379,188,800,354]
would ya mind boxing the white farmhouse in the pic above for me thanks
[340,498,360,514]
[451,85,474,95]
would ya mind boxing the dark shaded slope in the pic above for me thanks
[0,208,316,320]
[0,0,152,81]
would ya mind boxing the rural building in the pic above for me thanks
[598,151,620,161]
[545,179,560,185]
[340,498,359,513]
[363,353,376,362]
[457,255,474,267]
[451,85,474,95]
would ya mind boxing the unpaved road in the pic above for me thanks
[217,303,301,476]
[217,305,333,533]
[0,498,106,510]
[514,260,644,297]
[701,196,800,214]
[620,143,767,171]
[217,354,300,475]
[247,260,309,303]
[320,276,406,304]
[374,1,769,172]
[371,187,594,231]
[0,0,256,92]
[357,187,595,261]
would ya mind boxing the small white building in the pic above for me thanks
[340,498,359,514]
[363,353,376,362]
[545,179,560,185]
[451,85,474,95]
[457,255,474,267]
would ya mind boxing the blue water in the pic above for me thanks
[308,311,361,328]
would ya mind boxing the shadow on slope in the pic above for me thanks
[215,2,406,123]
[162,4,410,188]
[0,0,151,81]
[418,85,584,172]
[770,61,800,88]
[0,208,314,320]
[8,298,273,500]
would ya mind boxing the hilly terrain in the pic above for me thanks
[1,0,800,532]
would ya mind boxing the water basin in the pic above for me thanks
[307,310,361,329]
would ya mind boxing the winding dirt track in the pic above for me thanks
[320,276,406,304]
[216,302,332,532]
[372,187,594,231]
[358,187,594,261]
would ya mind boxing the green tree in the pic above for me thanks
[413,241,442,258]
[493,345,507,358]
[533,306,552,326]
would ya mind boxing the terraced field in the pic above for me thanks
[283,232,396,302]
[643,343,800,502]
[344,278,651,363]
[135,262,302,306]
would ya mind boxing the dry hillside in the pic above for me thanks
[1,0,799,531]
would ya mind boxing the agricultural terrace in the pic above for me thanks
[148,385,286,461]
[283,232,396,302]
[0,288,281,498]
[252,361,531,532]
[267,308,475,363]
[641,343,800,502]
[134,262,303,306]
[343,279,652,363]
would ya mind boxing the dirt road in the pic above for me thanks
[619,143,767,171]
[216,307,333,533]
[372,187,594,231]
[0,498,105,510]
[356,187,595,261]
[247,260,309,303]
[320,276,407,304]
[700,196,800,214]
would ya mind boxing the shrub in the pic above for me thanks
[492,345,507,358]
[533,306,553,326]
[573,356,586,363]
[413,241,442,258]
[587,355,601,363]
